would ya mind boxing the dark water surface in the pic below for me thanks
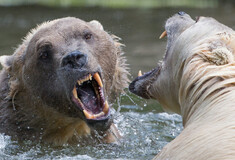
[0,5,234,159]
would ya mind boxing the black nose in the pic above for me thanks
[62,51,87,69]
[178,11,186,16]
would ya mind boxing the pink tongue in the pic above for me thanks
[77,81,101,114]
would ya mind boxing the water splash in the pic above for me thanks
[0,110,182,159]
[0,96,182,160]
[124,93,138,106]
[0,134,9,149]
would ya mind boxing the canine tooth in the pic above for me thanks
[85,75,89,81]
[159,30,167,39]
[89,74,92,80]
[73,87,78,99]
[103,101,109,114]
[83,78,86,82]
[94,112,105,118]
[93,73,103,87]
[138,70,142,77]
[83,110,95,119]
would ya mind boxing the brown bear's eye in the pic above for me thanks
[84,33,92,40]
[38,43,52,61]
[39,51,49,60]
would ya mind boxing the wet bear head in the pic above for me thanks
[0,17,129,132]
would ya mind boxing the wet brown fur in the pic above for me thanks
[0,17,129,145]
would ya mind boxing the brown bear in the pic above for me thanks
[0,17,129,145]
[130,12,235,159]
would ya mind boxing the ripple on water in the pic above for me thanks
[0,106,183,160]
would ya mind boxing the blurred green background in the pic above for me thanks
[0,0,229,8]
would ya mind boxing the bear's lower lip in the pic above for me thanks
[129,66,161,99]
[71,72,110,120]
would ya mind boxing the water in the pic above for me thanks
[0,109,182,160]
[0,5,234,160]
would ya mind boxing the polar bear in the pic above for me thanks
[130,12,235,159]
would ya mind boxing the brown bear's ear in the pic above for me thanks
[0,55,13,71]
[89,20,104,30]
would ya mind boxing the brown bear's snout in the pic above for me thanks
[62,51,88,69]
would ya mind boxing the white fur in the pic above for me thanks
[152,17,235,159]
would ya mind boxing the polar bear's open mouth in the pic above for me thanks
[71,72,110,120]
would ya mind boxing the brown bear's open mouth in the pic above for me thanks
[71,72,110,120]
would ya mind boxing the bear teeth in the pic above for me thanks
[72,87,78,99]
[72,72,108,119]
[159,30,167,39]
[83,110,105,119]
[93,73,103,88]
[103,100,109,114]
[76,73,103,87]
[77,74,92,85]
[82,101,109,119]
[138,70,142,77]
